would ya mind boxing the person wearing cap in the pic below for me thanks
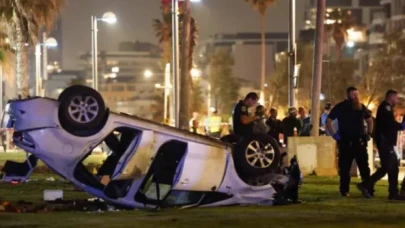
[326,86,373,198]
[281,107,302,145]
[266,108,283,144]
[232,92,260,137]
[358,90,405,200]
[320,103,333,135]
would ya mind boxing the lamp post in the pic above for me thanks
[91,12,117,91]
[288,0,297,107]
[35,36,58,96]
[310,0,326,137]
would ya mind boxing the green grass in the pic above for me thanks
[0,175,405,227]
[0,152,106,167]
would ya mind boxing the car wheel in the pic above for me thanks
[233,134,281,178]
[58,85,107,136]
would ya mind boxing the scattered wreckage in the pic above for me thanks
[0,85,302,209]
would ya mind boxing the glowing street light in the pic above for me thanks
[346,41,355,48]
[91,11,117,90]
[190,68,202,79]
[320,93,326,101]
[144,69,153,78]
[35,35,58,96]
[111,66,119,73]
[100,12,117,24]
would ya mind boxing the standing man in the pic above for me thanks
[320,103,332,135]
[205,110,222,138]
[189,112,199,133]
[282,107,302,145]
[326,87,373,198]
[266,108,283,144]
[358,90,405,200]
[232,92,260,137]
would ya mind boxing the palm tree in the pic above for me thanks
[0,0,63,98]
[153,1,198,126]
[244,0,275,105]
[325,9,355,60]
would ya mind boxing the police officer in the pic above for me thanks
[232,92,260,137]
[358,90,405,200]
[326,87,373,197]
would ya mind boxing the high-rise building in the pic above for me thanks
[304,0,382,29]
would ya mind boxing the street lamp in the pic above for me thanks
[35,35,58,96]
[91,11,117,91]
[144,69,153,78]
[190,67,202,79]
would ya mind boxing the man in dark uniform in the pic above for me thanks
[232,92,260,137]
[358,90,405,200]
[266,108,283,144]
[326,87,373,197]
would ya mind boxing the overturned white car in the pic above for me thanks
[1,85,301,208]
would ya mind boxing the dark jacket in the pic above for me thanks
[282,116,302,144]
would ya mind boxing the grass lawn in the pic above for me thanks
[0,175,405,227]
[0,152,106,167]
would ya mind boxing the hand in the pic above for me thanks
[365,133,372,142]
[332,133,340,141]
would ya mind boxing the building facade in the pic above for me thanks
[78,43,165,121]
[197,32,288,89]
[305,0,382,29]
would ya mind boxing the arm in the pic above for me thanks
[326,104,340,135]
[377,105,403,131]
[241,114,258,125]
[326,118,337,135]
[365,117,374,135]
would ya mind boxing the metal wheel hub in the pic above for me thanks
[245,140,275,169]
[68,95,99,123]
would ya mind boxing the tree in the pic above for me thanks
[325,9,356,60]
[268,44,314,109]
[190,79,204,114]
[321,59,356,104]
[244,0,275,105]
[361,31,405,108]
[268,53,288,108]
[208,48,240,115]
[0,0,63,98]
[153,1,199,128]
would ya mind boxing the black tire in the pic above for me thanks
[58,85,106,136]
[233,133,281,178]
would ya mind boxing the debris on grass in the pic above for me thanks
[0,198,127,213]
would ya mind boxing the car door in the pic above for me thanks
[171,141,229,192]
[111,130,155,181]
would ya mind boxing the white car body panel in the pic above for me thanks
[2,97,299,209]
[171,141,228,192]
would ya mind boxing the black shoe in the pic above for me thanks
[369,189,375,197]
[357,183,372,199]
[340,192,350,197]
[388,194,405,201]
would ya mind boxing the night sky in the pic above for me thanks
[61,0,306,69]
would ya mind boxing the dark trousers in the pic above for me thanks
[338,138,370,194]
[369,141,403,195]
